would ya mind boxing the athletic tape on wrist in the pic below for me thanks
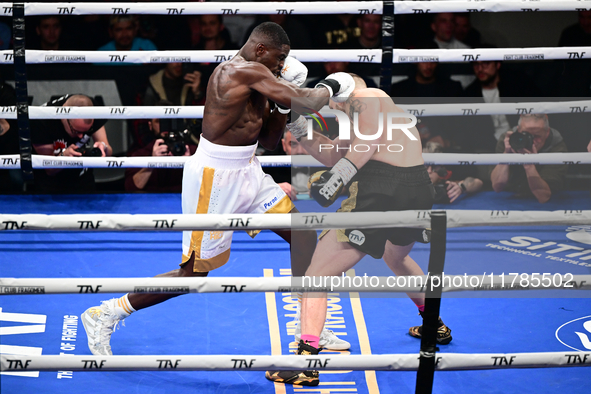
[287,115,308,140]
[332,158,358,185]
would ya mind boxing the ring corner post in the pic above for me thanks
[379,1,394,93]
[415,211,447,394]
[12,2,33,183]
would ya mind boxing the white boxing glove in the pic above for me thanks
[315,72,355,103]
[280,56,308,87]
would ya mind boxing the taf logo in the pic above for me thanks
[348,230,365,245]
[556,315,591,351]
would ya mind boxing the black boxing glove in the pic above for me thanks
[309,158,358,207]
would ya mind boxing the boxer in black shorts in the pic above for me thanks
[266,77,451,387]
[328,161,434,258]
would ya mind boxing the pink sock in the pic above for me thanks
[301,334,320,349]
[417,305,425,312]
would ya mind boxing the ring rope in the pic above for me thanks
[1,210,590,231]
[0,152,589,170]
[11,1,591,16]
[4,46,590,64]
[2,352,590,372]
[3,100,590,120]
[1,275,590,294]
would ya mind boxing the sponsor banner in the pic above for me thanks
[29,105,204,119]
[24,2,384,16]
[2,351,590,371]
[22,2,591,17]
[11,100,591,121]
[394,47,591,63]
[2,210,591,231]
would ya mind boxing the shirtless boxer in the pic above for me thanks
[266,82,452,386]
[81,22,355,356]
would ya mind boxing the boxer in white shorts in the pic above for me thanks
[181,137,293,272]
[80,21,355,356]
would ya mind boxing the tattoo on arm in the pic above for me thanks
[347,97,367,120]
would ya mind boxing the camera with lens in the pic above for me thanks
[160,118,189,156]
[433,183,451,204]
[77,145,102,157]
[509,131,534,152]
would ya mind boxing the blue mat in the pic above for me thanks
[1,192,590,394]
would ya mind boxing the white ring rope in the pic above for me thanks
[10,1,591,16]
[0,152,589,170]
[1,352,589,372]
[1,210,590,231]
[3,100,591,120]
[4,46,590,64]
[1,275,590,294]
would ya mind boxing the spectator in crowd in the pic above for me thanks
[243,13,311,50]
[125,104,197,193]
[143,63,203,106]
[431,13,469,50]
[423,142,483,204]
[0,81,20,191]
[274,128,309,200]
[31,16,70,50]
[343,14,382,76]
[31,94,112,193]
[429,13,473,88]
[556,11,591,96]
[453,13,481,48]
[391,61,463,98]
[193,15,239,94]
[98,15,157,51]
[559,10,591,47]
[193,15,237,51]
[136,14,191,50]
[312,13,360,49]
[306,61,376,90]
[490,114,568,204]
[463,60,540,146]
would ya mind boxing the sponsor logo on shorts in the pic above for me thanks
[348,230,365,245]
[264,196,278,209]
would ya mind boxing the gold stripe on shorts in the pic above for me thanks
[319,181,359,242]
[183,167,229,271]
[246,195,294,238]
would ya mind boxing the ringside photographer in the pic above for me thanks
[490,114,568,204]
[125,114,197,192]
[31,94,112,193]
[424,142,483,204]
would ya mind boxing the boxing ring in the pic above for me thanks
[1,1,591,394]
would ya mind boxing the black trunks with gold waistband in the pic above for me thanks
[319,160,435,259]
